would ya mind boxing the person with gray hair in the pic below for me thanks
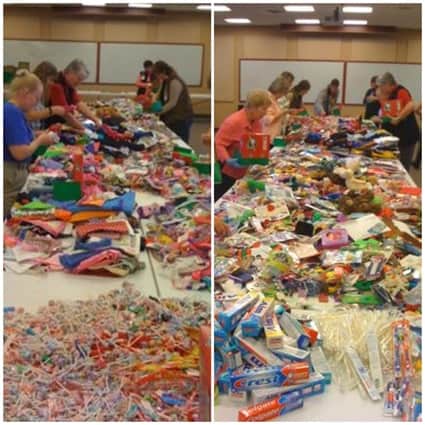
[46,58,101,130]
[375,72,419,171]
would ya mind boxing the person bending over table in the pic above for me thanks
[287,79,311,114]
[4,70,57,216]
[46,59,102,132]
[314,78,340,116]
[276,71,295,111]
[263,77,291,140]
[375,72,420,172]
[26,61,66,131]
[214,90,272,201]
[153,61,194,143]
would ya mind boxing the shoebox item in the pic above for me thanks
[238,133,270,166]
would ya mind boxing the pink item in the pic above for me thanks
[74,249,123,273]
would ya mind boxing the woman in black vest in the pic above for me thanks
[153,61,194,143]
[377,72,420,171]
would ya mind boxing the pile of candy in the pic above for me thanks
[214,117,421,420]
[4,283,210,421]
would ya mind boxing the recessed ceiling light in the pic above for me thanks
[343,19,368,25]
[284,5,315,13]
[128,3,153,8]
[197,5,231,12]
[295,19,320,25]
[225,18,251,24]
[342,6,373,14]
[81,1,106,5]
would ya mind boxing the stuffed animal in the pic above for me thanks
[338,189,382,215]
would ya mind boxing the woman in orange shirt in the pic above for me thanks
[215,90,271,201]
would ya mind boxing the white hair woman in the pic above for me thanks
[46,58,101,131]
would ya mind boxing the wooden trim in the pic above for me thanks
[95,42,100,84]
[342,62,347,104]
[4,37,97,43]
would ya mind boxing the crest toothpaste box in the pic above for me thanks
[241,298,275,338]
[238,390,303,421]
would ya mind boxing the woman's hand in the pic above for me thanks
[38,132,57,146]
[51,106,66,117]
[371,116,382,125]
[93,117,103,128]
[391,116,401,126]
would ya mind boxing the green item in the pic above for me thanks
[292,123,302,131]
[150,101,162,113]
[214,162,222,185]
[173,145,193,155]
[312,212,322,223]
[77,135,90,145]
[43,143,66,159]
[332,108,341,116]
[297,110,309,117]
[273,137,287,148]
[354,280,373,291]
[372,196,383,206]
[341,293,382,305]
[235,152,268,166]
[239,210,255,226]
[34,145,48,157]
[247,179,265,193]
[352,239,381,250]
[19,200,53,211]
[382,116,392,125]
[53,181,82,202]
[193,161,211,175]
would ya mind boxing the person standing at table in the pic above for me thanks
[215,90,271,201]
[376,72,420,171]
[287,79,311,113]
[263,77,291,140]
[276,71,295,111]
[363,75,378,105]
[26,61,66,131]
[4,70,57,216]
[136,60,154,96]
[46,59,102,131]
[314,78,340,116]
[153,60,194,143]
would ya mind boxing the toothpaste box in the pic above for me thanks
[264,313,285,350]
[279,312,310,349]
[218,293,259,333]
[272,344,310,362]
[233,326,284,367]
[214,320,228,348]
[241,298,275,338]
[250,372,326,405]
[228,362,310,393]
[239,390,303,421]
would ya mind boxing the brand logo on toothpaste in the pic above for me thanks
[233,374,282,389]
